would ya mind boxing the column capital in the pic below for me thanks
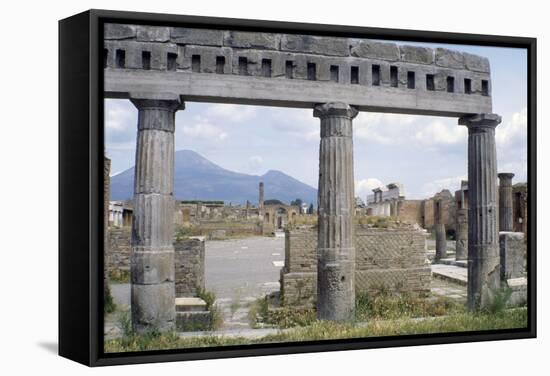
[458,113,501,129]
[313,102,358,119]
[498,172,515,181]
[130,93,185,112]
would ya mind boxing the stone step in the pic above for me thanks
[437,258,468,268]
[431,264,468,286]
[176,311,211,332]
[175,297,207,312]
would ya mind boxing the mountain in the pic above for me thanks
[110,149,317,205]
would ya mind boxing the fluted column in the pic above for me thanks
[130,96,183,333]
[498,173,515,232]
[314,102,358,321]
[459,113,501,310]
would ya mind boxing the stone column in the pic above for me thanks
[130,96,183,333]
[314,102,358,321]
[104,157,112,307]
[498,173,515,232]
[434,199,447,261]
[259,182,264,216]
[455,207,468,261]
[459,113,501,310]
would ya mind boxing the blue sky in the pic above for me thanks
[105,41,527,200]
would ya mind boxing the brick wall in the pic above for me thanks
[107,227,131,277]
[281,225,430,306]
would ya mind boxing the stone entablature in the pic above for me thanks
[281,225,430,306]
[104,24,492,116]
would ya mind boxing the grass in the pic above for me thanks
[104,308,527,353]
[108,270,130,284]
[249,297,316,329]
[354,290,465,321]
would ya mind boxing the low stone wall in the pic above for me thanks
[175,238,205,297]
[107,227,205,295]
[499,232,526,280]
[280,225,431,306]
[185,220,262,239]
[107,227,131,278]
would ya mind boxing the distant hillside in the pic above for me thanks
[110,149,317,205]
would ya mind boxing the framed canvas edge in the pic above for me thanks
[58,8,537,367]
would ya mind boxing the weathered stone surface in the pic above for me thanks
[459,113,501,310]
[131,249,175,284]
[455,208,468,261]
[176,311,211,331]
[507,277,527,306]
[171,27,223,46]
[464,52,490,73]
[399,45,434,64]
[224,31,279,50]
[351,40,400,61]
[104,24,136,40]
[175,297,207,312]
[498,173,515,232]
[499,232,526,280]
[281,35,349,56]
[136,26,170,42]
[175,238,205,297]
[131,282,176,332]
[315,102,358,321]
[435,48,465,69]
[434,223,447,260]
[281,226,431,306]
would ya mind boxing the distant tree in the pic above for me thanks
[264,199,284,206]
[307,203,314,214]
[290,198,303,208]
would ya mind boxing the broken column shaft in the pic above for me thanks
[459,113,501,310]
[130,96,183,333]
[314,102,358,321]
[498,173,515,232]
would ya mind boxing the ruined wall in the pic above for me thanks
[184,220,262,239]
[281,225,430,306]
[107,227,131,278]
[175,238,205,297]
[398,200,424,225]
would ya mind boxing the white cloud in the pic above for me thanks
[355,178,384,198]
[354,112,466,147]
[266,108,319,142]
[182,115,228,141]
[496,107,527,146]
[208,103,257,123]
[248,155,264,172]
[105,100,135,131]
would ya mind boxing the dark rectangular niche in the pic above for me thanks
[372,64,380,86]
[191,54,201,73]
[216,56,225,74]
[390,66,398,87]
[262,59,272,78]
[307,62,316,80]
[167,53,178,71]
[142,51,151,70]
[464,78,472,94]
[238,57,248,76]
[426,74,435,91]
[407,71,415,89]
[351,66,359,84]
[285,61,294,79]
[447,76,455,93]
[115,49,125,68]
[482,80,489,96]
[330,65,339,83]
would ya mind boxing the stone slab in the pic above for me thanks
[431,264,468,286]
[175,297,207,312]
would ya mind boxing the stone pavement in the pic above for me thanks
[430,277,467,302]
[432,263,468,286]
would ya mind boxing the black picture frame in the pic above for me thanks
[59,9,537,367]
